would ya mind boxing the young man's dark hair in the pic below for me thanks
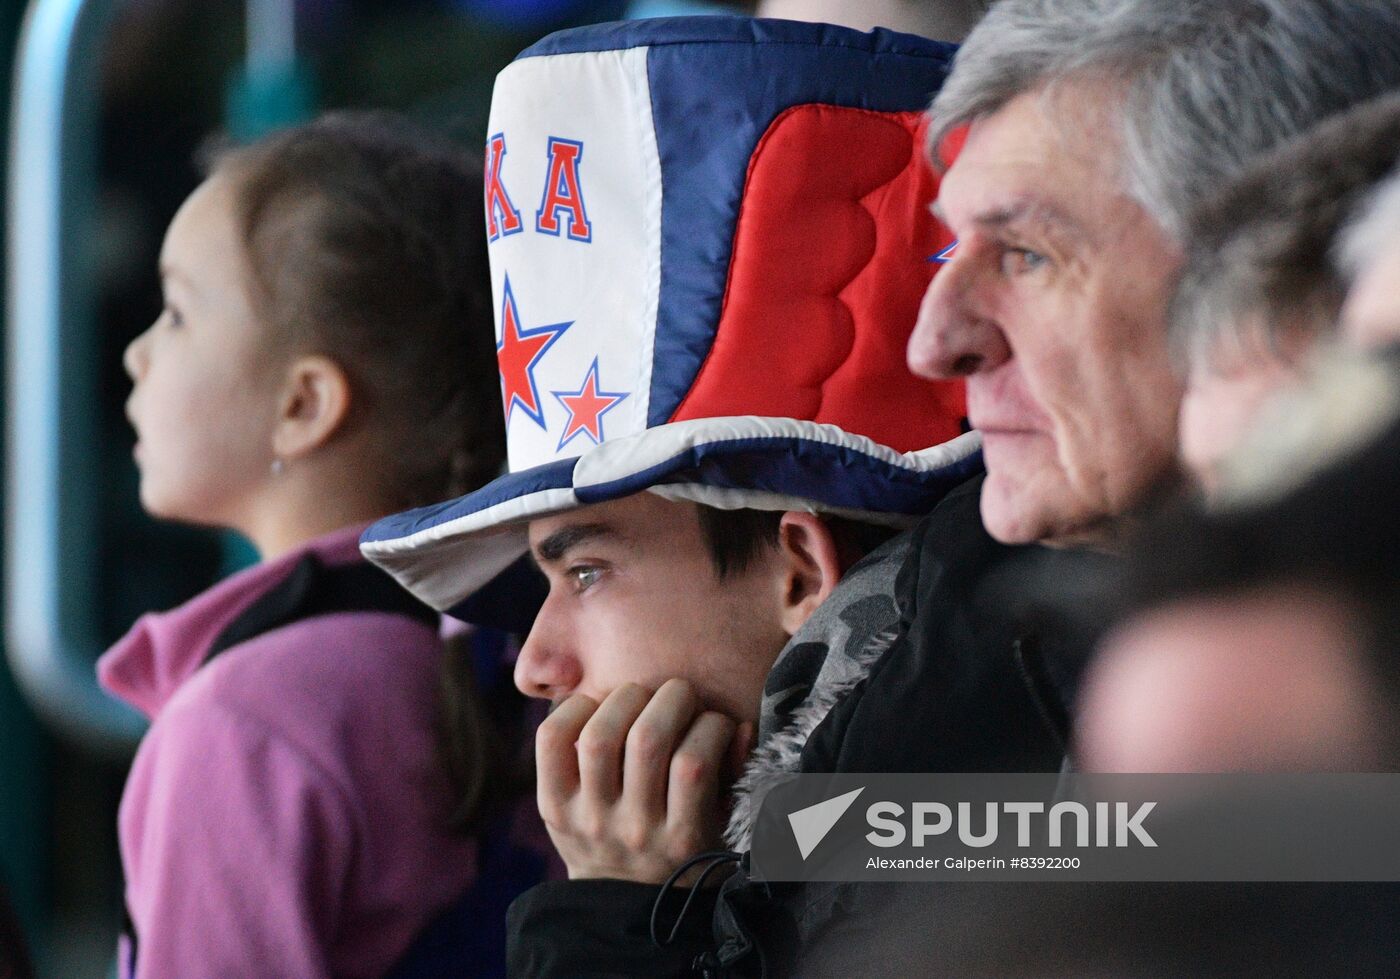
[696,506,783,579]
[696,506,899,580]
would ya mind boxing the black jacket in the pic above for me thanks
[506,477,1087,977]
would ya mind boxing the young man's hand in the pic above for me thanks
[536,678,751,883]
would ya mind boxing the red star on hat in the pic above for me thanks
[497,274,571,430]
[552,358,629,451]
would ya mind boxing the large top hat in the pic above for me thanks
[362,16,980,614]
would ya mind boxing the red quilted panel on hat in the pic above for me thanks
[670,105,965,454]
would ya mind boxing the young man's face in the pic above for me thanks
[515,492,792,725]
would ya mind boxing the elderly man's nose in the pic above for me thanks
[907,262,1011,379]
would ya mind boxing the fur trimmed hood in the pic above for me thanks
[724,530,914,850]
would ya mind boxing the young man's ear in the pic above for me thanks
[271,355,352,461]
[776,511,842,636]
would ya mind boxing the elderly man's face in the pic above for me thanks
[908,87,1184,545]
[1341,242,1400,350]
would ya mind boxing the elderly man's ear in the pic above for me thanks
[775,511,843,635]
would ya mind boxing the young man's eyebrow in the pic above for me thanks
[532,523,619,564]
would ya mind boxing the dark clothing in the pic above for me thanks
[507,477,1085,977]
[804,476,1078,777]
[508,880,714,977]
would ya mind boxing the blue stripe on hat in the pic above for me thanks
[520,16,951,60]
[360,456,579,544]
[576,434,982,515]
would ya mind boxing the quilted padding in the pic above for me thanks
[672,105,966,453]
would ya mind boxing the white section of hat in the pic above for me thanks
[486,45,662,474]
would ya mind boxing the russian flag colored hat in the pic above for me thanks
[362,16,981,615]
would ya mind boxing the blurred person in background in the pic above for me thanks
[1078,351,1400,773]
[102,113,536,978]
[1339,166,1400,351]
[1072,91,1400,771]
[1169,92,1400,495]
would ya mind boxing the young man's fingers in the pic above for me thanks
[535,694,599,818]
[621,678,701,823]
[576,683,651,805]
[666,710,737,845]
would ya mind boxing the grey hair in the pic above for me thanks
[930,0,1400,242]
[1337,166,1400,285]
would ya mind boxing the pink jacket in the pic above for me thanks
[98,525,477,978]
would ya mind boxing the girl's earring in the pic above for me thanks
[270,457,285,476]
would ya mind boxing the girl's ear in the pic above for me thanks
[272,355,352,460]
[776,511,843,636]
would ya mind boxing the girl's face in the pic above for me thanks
[124,174,285,529]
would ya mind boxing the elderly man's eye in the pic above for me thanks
[1001,247,1048,275]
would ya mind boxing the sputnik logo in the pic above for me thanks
[788,787,865,860]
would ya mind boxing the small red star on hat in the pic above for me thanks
[553,358,629,451]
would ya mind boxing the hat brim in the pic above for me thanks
[361,416,982,613]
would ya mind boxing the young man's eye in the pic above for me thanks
[162,305,185,329]
[567,564,604,592]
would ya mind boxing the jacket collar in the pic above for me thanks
[724,530,913,851]
[97,524,369,719]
